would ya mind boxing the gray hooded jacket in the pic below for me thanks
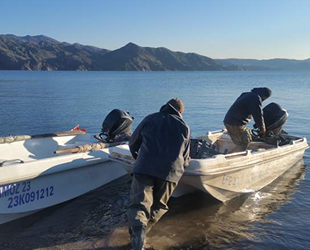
[129,103,190,183]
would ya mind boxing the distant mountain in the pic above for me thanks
[216,58,310,71]
[0,35,229,71]
[0,35,110,70]
[1,34,61,44]
[0,34,310,71]
[98,42,225,71]
[4,35,310,71]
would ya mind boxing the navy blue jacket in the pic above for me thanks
[129,104,190,183]
[224,90,265,130]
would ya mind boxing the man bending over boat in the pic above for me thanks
[224,87,272,153]
[127,98,190,250]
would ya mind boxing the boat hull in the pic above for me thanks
[110,132,309,203]
[175,147,307,201]
[0,133,127,225]
[0,160,126,225]
[174,136,309,202]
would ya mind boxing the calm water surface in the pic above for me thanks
[0,71,309,249]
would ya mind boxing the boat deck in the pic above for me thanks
[193,132,301,160]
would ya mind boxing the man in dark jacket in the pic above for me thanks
[224,87,272,153]
[128,98,190,250]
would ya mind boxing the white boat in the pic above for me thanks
[0,130,127,225]
[110,129,309,202]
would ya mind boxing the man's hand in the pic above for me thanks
[132,151,138,160]
[184,156,191,168]
[258,127,266,137]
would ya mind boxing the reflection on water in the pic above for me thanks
[143,160,306,249]
[0,160,307,250]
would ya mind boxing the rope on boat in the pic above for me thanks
[0,135,32,144]
[111,151,135,165]
[0,130,85,144]
[54,142,122,154]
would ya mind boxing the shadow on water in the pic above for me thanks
[0,160,306,250]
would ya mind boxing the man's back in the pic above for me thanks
[129,103,190,183]
[224,91,264,129]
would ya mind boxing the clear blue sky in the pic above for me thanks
[1,0,310,59]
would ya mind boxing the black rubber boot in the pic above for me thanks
[129,226,146,250]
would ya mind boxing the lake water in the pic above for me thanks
[0,71,309,249]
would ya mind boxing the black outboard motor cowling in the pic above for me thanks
[254,102,289,136]
[99,109,134,143]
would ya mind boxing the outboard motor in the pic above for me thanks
[97,109,134,143]
[254,102,289,136]
[262,102,289,135]
[252,102,290,146]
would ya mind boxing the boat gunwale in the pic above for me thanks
[0,131,86,145]
[184,137,308,176]
[109,134,308,177]
[0,150,111,186]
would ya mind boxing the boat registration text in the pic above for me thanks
[0,181,54,209]
[222,174,239,187]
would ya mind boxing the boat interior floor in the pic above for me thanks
[191,133,300,159]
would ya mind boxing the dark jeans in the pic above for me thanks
[127,173,177,249]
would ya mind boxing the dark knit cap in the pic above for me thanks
[251,87,272,99]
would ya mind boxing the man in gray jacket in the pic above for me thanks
[128,98,190,250]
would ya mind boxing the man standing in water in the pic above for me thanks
[224,87,272,153]
[128,98,190,250]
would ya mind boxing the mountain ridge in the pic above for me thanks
[1,35,310,71]
[0,35,229,71]
[216,58,310,71]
